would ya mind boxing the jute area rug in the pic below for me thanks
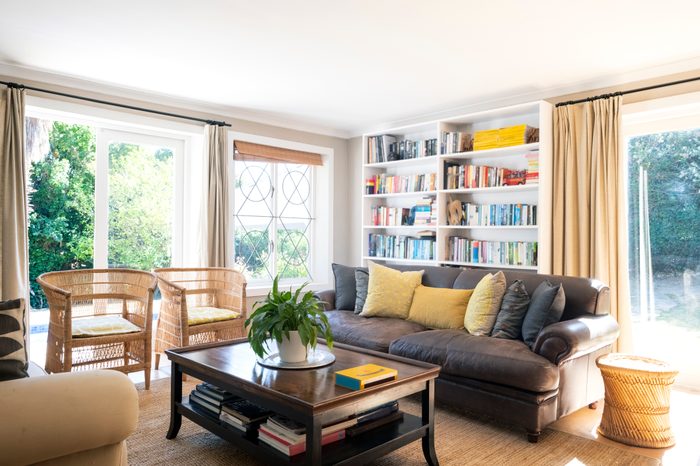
[128,378,659,466]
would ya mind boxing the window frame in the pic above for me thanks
[228,131,334,296]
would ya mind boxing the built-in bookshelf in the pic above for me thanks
[360,101,552,273]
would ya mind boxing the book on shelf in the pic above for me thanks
[448,238,538,266]
[368,233,436,261]
[473,124,539,151]
[367,135,437,164]
[346,411,404,437]
[367,135,397,164]
[258,428,345,457]
[445,163,528,190]
[221,398,272,425]
[195,383,238,403]
[189,391,221,416]
[335,364,398,390]
[449,202,537,227]
[441,131,473,154]
[365,173,437,195]
[525,151,539,184]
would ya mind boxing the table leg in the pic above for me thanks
[306,416,323,466]
[166,361,183,439]
[421,379,439,466]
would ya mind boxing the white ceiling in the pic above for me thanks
[1,0,700,137]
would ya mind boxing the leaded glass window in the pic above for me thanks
[234,160,314,283]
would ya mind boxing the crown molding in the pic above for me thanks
[0,62,352,139]
[348,56,700,137]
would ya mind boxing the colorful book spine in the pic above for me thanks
[448,238,538,266]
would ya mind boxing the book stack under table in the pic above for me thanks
[189,382,404,458]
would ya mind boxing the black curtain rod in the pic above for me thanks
[556,75,700,107]
[0,80,231,127]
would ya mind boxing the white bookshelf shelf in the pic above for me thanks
[440,142,540,160]
[439,260,538,271]
[364,191,437,199]
[360,101,552,274]
[363,256,437,265]
[440,225,538,230]
[363,225,437,230]
[363,156,437,169]
[442,184,539,195]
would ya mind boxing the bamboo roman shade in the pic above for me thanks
[233,140,323,166]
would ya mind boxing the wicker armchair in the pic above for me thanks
[37,269,157,389]
[153,267,246,369]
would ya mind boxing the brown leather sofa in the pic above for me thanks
[317,265,620,442]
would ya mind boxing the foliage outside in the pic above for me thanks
[245,276,332,359]
[27,120,173,309]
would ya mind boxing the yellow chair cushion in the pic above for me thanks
[188,306,241,326]
[464,271,507,335]
[72,315,141,338]
[359,261,424,319]
[408,286,474,329]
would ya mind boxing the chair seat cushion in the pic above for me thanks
[188,306,241,326]
[72,315,142,338]
[389,329,559,392]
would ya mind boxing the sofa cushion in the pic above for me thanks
[464,271,506,335]
[408,286,472,329]
[491,280,530,339]
[354,269,369,314]
[332,263,358,310]
[325,310,426,353]
[0,298,28,381]
[188,306,241,325]
[522,281,566,348]
[360,262,423,319]
[389,329,559,392]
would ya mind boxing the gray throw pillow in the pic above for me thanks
[521,281,566,348]
[491,280,530,339]
[332,263,357,310]
[354,269,369,314]
[0,298,29,381]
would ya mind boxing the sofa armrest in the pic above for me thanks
[533,314,620,365]
[314,289,336,311]
[0,370,138,465]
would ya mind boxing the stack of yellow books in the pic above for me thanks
[474,124,537,151]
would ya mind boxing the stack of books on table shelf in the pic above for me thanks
[220,398,272,434]
[258,414,354,457]
[346,401,402,437]
[189,383,237,417]
[525,152,539,184]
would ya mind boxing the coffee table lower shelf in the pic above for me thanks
[178,400,427,466]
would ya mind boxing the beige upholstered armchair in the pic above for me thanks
[154,267,246,369]
[37,268,157,389]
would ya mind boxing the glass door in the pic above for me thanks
[96,129,184,270]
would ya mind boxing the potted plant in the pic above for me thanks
[245,276,333,363]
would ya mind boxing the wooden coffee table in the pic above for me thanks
[165,339,441,465]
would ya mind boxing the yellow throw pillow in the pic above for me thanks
[464,271,507,335]
[360,262,423,319]
[408,285,474,329]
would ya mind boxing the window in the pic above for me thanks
[624,93,700,391]
[25,98,199,311]
[230,135,332,289]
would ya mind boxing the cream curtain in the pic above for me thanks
[0,87,28,301]
[552,96,632,350]
[204,124,229,267]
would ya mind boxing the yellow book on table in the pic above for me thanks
[335,364,398,390]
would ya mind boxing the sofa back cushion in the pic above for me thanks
[491,280,531,339]
[332,263,358,310]
[0,298,28,381]
[464,272,506,335]
[521,281,566,347]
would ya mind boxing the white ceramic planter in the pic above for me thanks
[277,330,308,363]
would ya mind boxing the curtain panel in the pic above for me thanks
[552,96,632,350]
[204,124,229,267]
[0,87,28,301]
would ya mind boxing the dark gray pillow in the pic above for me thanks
[0,298,29,381]
[491,280,530,340]
[332,263,357,310]
[354,269,369,314]
[521,281,566,348]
